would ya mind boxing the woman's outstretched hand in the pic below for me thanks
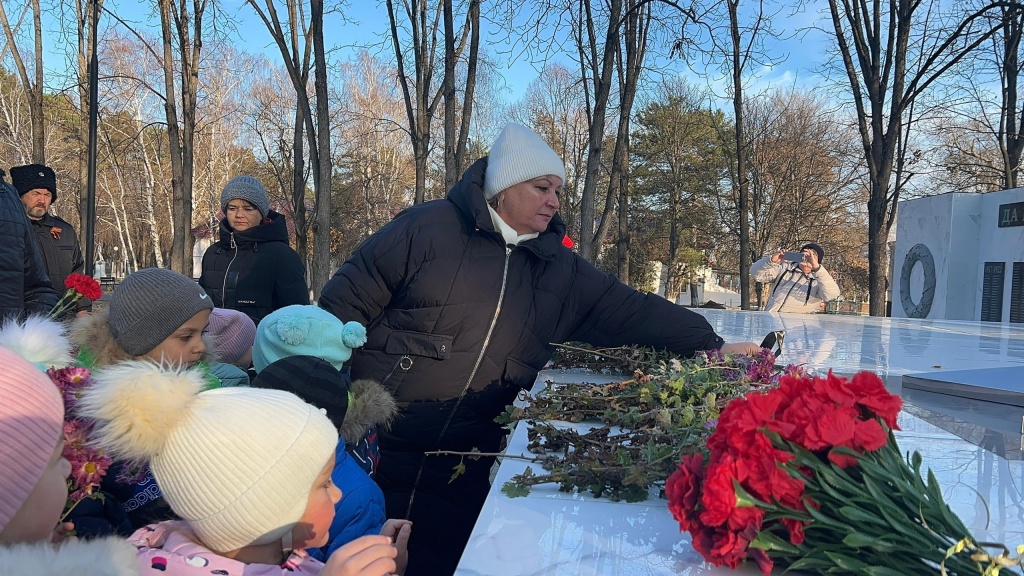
[719,341,764,356]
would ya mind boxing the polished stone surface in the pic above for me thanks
[454,311,1024,575]
[903,367,1024,407]
[693,310,1024,386]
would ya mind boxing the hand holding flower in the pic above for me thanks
[49,273,102,319]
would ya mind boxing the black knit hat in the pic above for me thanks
[801,242,825,264]
[9,164,57,203]
[251,355,351,429]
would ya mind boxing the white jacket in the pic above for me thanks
[750,256,840,313]
[0,537,139,575]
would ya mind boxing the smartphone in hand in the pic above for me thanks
[782,251,805,263]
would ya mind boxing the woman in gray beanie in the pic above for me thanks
[318,123,761,576]
[198,175,309,326]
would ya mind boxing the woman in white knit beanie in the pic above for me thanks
[318,123,761,575]
[78,361,403,575]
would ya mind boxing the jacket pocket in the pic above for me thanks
[384,329,453,360]
[501,357,542,391]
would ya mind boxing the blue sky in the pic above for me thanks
[26,0,832,107]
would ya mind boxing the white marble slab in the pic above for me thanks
[692,309,1024,384]
[457,380,1024,574]
[455,311,1024,575]
[903,367,1024,407]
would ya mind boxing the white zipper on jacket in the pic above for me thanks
[221,232,239,306]
[405,244,512,518]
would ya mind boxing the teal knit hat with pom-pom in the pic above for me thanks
[252,305,367,373]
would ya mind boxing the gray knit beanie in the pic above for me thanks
[220,175,270,218]
[108,268,215,356]
[483,123,566,200]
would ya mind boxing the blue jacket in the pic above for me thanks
[0,178,57,319]
[207,361,250,387]
[308,439,387,561]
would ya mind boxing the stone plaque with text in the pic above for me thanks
[1012,262,1024,323]
[982,262,1006,322]
[999,201,1024,227]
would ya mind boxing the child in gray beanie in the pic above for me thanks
[70,268,243,383]
[67,267,251,534]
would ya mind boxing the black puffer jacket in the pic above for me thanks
[29,212,90,313]
[198,210,308,326]
[0,179,57,320]
[319,157,725,575]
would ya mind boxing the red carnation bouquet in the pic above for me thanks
[50,273,102,319]
[666,370,1020,575]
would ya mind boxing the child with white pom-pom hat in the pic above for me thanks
[78,360,403,576]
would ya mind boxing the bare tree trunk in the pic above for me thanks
[442,0,457,190]
[310,0,331,298]
[388,0,433,204]
[576,0,623,262]
[999,5,1024,189]
[77,0,103,237]
[175,0,205,277]
[139,128,166,268]
[247,0,324,292]
[614,153,630,282]
[158,0,186,272]
[0,0,46,162]
[828,0,1005,315]
[292,105,309,271]
[728,0,751,310]
[612,0,650,281]
[388,0,476,203]
[456,0,480,181]
[30,0,43,162]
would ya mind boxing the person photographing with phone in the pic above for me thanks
[751,242,840,313]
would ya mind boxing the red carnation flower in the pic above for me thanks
[699,456,740,527]
[65,273,102,301]
[848,371,902,429]
[667,453,705,533]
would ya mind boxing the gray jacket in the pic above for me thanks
[751,255,840,313]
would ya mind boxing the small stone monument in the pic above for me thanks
[892,188,1024,322]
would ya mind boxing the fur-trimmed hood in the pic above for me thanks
[70,310,216,367]
[0,314,73,368]
[0,537,140,575]
[340,378,397,444]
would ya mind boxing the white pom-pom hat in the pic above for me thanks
[79,360,338,553]
[252,305,367,373]
[483,123,566,200]
[0,315,73,369]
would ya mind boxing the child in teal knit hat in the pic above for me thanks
[253,305,367,371]
[252,305,397,477]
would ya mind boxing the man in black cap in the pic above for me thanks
[0,169,58,319]
[751,241,840,313]
[10,164,91,317]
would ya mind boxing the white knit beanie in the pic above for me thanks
[79,361,338,553]
[483,123,566,200]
